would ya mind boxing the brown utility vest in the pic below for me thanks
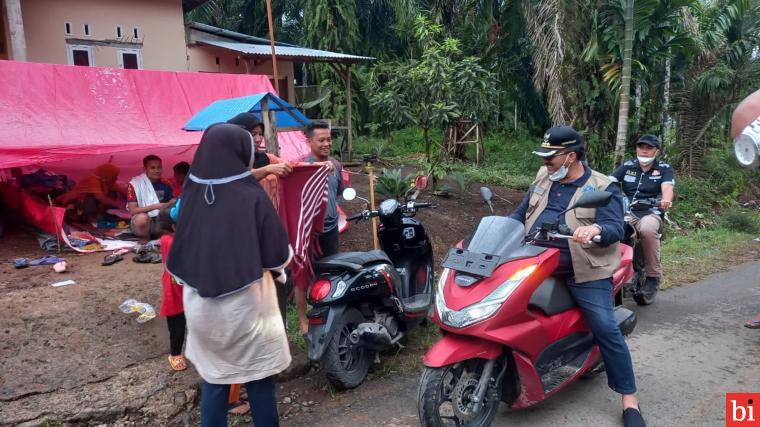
[524,166,620,283]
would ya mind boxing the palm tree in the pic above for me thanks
[613,0,635,165]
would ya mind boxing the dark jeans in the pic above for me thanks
[566,277,637,394]
[318,226,340,257]
[166,313,186,356]
[200,377,279,427]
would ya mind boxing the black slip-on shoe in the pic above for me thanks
[623,407,646,427]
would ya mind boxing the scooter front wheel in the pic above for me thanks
[418,361,501,427]
[320,307,371,390]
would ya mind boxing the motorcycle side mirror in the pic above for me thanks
[342,187,357,201]
[480,187,494,213]
[569,191,613,210]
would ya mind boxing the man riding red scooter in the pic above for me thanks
[418,126,646,427]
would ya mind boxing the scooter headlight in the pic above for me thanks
[436,265,536,329]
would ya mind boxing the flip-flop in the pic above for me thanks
[112,248,131,256]
[133,252,162,264]
[168,355,187,371]
[102,254,123,266]
[53,261,67,273]
[14,258,29,269]
[29,255,65,266]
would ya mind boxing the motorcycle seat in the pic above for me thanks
[528,276,577,316]
[315,250,392,273]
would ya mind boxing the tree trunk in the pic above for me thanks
[613,0,635,166]
[6,0,27,61]
[661,53,672,147]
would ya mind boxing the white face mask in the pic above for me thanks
[637,156,656,165]
[549,155,571,182]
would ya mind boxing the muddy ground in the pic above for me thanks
[0,167,523,426]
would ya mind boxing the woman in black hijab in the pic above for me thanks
[168,123,292,426]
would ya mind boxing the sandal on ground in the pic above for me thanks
[133,251,162,264]
[53,261,67,273]
[744,316,760,329]
[168,355,187,371]
[14,258,29,269]
[102,254,123,266]
[623,406,646,427]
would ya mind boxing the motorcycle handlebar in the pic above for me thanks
[412,202,434,208]
[346,212,366,221]
[547,232,602,243]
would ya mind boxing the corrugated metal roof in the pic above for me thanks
[193,35,374,64]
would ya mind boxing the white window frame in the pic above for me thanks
[115,25,123,38]
[132,26,140,40]
[66,44,94,66]
[117,48,142,69]
[82,23,91,37]
[64,21,72,35]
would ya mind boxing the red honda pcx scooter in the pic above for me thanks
[418,189,636,427]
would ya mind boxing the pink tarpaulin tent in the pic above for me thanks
[0,60,310,175]
[0,60,313,250]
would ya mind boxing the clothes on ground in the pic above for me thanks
[509,165,624,276]
[610,159,674,213]
[160,234,183,317]
[305,154,343,233]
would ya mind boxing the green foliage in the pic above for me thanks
[376,168,415,199]
[39,419,62,427]
[718,211,760,234]
[447,171,468,197]
[365,16,499,163]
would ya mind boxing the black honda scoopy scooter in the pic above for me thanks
[305,187,436,389]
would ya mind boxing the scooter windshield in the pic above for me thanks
[465,216,526,258]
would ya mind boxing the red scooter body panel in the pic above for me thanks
[422,334,503,367]
[425,233,635,409]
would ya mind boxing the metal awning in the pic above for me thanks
[191,34,374,64]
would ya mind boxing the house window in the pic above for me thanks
[66,44,93,66]
[132,27,140,40]
[215,56,220,65]
[117,48,142,69]
[83,23,90,36]
[235,57,240,66]
[64,22,72,35]
[116,26,122,38]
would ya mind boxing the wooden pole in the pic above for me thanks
[366,161,379,250]
[265,0,280,95]
[345,64,353,162]
[262,95,279,156]
[6,0,27,61]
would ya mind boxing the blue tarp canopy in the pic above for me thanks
[183,92,310,131]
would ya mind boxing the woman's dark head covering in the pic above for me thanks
[227,112,270,168]
[167,123,290,298]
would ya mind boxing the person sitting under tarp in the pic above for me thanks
[170,161,190,197]
[127,155,175,239]
[57,163,125,224]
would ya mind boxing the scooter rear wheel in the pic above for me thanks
[418,361,501,427]
[321,307,371,390]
